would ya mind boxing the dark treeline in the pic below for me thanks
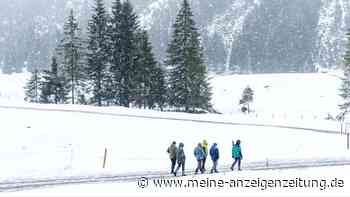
[24,0,212,113]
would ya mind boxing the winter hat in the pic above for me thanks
[203,140,208,145]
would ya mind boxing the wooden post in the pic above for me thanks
[103,148,108,169]
[347,134,349,150]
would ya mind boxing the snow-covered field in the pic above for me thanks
[212,72,342,119]
[1,71,343,118]
[0,71,349,196]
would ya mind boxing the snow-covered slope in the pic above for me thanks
[1,103,348,181]
[1,0,349,73]
[139,0,350,72]
[0,72,349,181]
[211,72,342,120]
[0,71,29,102]
[0,71,343,120]
[315,0,350,69]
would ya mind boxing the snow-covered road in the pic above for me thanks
[2,158,350,192]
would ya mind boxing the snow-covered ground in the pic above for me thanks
[2,104,349,181]
[0,71,29,103]
[212,71,342,119]
[3,166,350,197]
[0,71,349,196]
[1,71,343,119]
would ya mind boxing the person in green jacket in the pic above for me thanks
[230,140,243,171]
[167,141,177,174]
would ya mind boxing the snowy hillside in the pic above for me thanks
[0,72,349,182]
[212,72,342,119]
[140,0,350,72]
[0,72,29,103]
[0,0,349,73]
[1,101,349,181]
[0,71,344,119]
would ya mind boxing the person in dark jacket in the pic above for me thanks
[209,143,219,173]
[194,143,205,174]
[174,142,186,176]
[230,140,243,171]
[167,141,177,174]
[201,139,208,172]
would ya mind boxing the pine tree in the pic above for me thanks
[149,63,167,110]
[339,29,350,114]
[40,56,69,104]
[134,30,157,108]
[239,86,254,113]
[118,0,140,107]
[134,30,165,109]
[24,69,41,103]
[87,0,109,106]
[166,0,212,113]
[108,0,123,105]
[57,9,85,105]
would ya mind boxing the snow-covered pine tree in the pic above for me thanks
[40,56,69,104]
[57,9,85,105]
[118,0,140,107]
[40,58,56,104]
[108,0,123,105]
[134,30,165,109]
[149,63,167,111]
[24,69,41,103]
[166,0,212,113]
[240,86,254,113]
[87,0,109,106]
[339,29,350,114]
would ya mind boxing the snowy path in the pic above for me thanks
[0,105,341,135]
[2,158,350,192]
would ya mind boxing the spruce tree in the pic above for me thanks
[40,56,69,104]
[24,69,41,103]
[149,63,167,110]
[108,0,123,105]
[134,30,167,109]
[133,30,155,108]
[118,0,140,107]
[166,0,212,113]
[240,86,254,113]
[58,9,85,105]
[339,29,350,114]
[87,0,109,106]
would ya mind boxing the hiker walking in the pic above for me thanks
[230,140,243,171]
[194,143,205,174]
[174,142,186,176]
[209,143,219,173]
[202,139,208,172]
[167,141,177,174]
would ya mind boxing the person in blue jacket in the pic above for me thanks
[209,143,219,173]
[230,140,243,171]
[194,143,205,174]
[174,142,186,176]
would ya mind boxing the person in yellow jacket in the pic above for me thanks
[201,139,208,172]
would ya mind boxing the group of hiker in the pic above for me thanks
[167,140,243,176]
